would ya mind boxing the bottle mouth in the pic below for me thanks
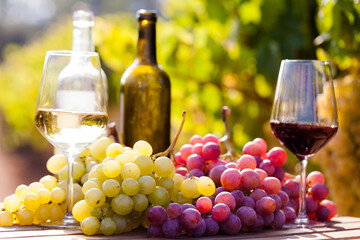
[73,10,94,28]
[136,9,157,21]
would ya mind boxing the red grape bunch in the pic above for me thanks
[147,134,337,237]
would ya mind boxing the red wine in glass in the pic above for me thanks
[270,121,338,159]
[270,60,338,228]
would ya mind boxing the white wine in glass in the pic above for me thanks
[35,51,108,228]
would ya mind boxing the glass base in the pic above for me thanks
[283,217,330,229]
[40,214,80,229]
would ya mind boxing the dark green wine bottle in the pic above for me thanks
[119,9,171,153]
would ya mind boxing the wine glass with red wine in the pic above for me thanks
[270,60,338,228]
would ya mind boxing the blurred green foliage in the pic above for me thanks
[316,0,360,72]
[0,0,329,158]
[314,0,360,216]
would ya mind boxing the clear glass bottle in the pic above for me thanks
[120,9,171,153]
[54,10,107,112]
[72,10,95,52]
[71,10,108,93]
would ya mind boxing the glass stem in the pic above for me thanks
[296,157,309,225]
[64,153,77,217]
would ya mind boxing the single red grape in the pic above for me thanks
[147,206,167,226]
[242,141,262,156]
[214,191,236,211]
[307,171,325,187]
[202,142,221,160]
[211,203,231,222]
[196,197,213,214]
[240,169,260,192]
[236,206,257,227]
[254,168,268,184]
[310,183,329,202]
[320,200,337,220]
[209,165,227,187]
[225,162,237,169]
[261,177,281,194]
[220,213,241,235]
[259,159,275,175]
[190,135,204,145]
[180,144,193,161]
[191,143,204,157]
[203,134,219,144]
[237,154,257,170]
[255,196,276,217]
[220,168,241,191]
[187,154,206,171]
[253,138,267,154]
[267,147,287,167]
[283,179,300,199]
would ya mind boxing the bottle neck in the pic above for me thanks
[72,26,94,52]
[136,20,157,65]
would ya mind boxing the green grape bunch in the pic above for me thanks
[0,134,216,236]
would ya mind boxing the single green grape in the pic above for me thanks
[173,173,185,188]
[0,211,13,226]
[39,175,57,191]
[16,209,34,225]
[103,160,121,178]
[37,188,52,204]
[73,183,84,204]
[133,140,153,157]
[121,163,141,180]
[180,178,198,198]
[89,137,113,161]
[34,204,50,223]
[113,214,127,234]
[131,193,148,212]
[51,187,66,204]
[48,203,65,222]
[115,154,132,167]
[121,178,139,196]
[82,179,101,195]
[148,186,170,207]
[72,200,93,222]
[46,154,67,174]
[138,175,156,195]
[106,143,125,158]
[102,179,121,197]
[134,155,154,176]
[100,217,117,236]
[15,184,30,201]
[29,182,45,193]
[81,216,100,235]
[111,194,133,216]
[85,188,106,208]
[153,157,174,177]
[156,177,174,190]
[73,162,86,180]
[123,150,137,162]
[3,194,21,213]
[24,193,41,212]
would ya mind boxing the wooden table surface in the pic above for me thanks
[1,216,359,239]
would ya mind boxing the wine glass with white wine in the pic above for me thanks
[35,50,108,228]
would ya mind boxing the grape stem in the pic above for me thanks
[219,106,240,162]
[152,110,187,159]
